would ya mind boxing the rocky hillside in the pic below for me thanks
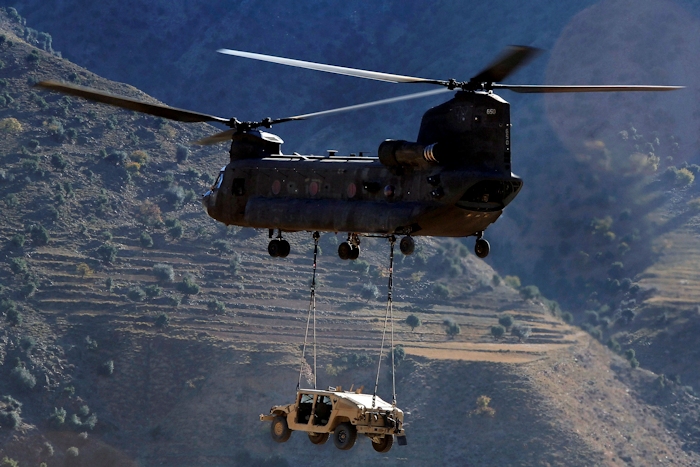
[1,6,700,467]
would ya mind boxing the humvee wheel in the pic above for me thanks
[271,416,291,443]
[333,422,357,450]
[372,435,394,453]
[308,432,329,445]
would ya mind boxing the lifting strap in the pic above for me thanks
[297,231,320,390]
[373,235,397,408]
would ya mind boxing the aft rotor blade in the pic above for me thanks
[218,48,446,86]
[494,84,684,93]
[193,88,453,145]
[273,88,453,124]
[470,46,541,84]
[34,81,231,124]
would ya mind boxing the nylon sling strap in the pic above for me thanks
[297,231,320,390]
[373,235,397,408]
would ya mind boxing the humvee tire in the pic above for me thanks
[333,422,357,450]
[308,432,329,445]
[271,415,291,443]
[372,435,394,453]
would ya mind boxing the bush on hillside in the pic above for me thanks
[152,263,174,282]
[11,366,36,391]
[177,276,199,295]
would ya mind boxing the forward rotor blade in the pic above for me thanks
[494,84,684,93]
[470,46,541,84]
[218,49,446,86]
[34,81,231,124]
[194,129,236,146]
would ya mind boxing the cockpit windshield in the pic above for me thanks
[213,166,225,190]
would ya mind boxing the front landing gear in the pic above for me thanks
[474,232,490,258]
[338,233,360,260]
[268,229,290,258]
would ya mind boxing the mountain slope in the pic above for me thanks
[1,7,700,467]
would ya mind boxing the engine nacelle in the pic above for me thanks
[378,140,440,170]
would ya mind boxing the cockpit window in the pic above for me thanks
[213,169,225,190]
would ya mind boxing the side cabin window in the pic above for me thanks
[232,178,245,196]
[296,393,314,424]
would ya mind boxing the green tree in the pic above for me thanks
[177,276,200,295]
[6,308,22,326]
[139,231,153,248]
[405,314,421,331]
[213,239,233,254]
[153,263,175,282]
[360,283,379,301]
[445,320,460,339]
[11,366,36,391]
[176,144,189,163]
[491,325,505,339]
[155,313,170,328]
[207,299,225,314]
[96,243,118,263]
[393,344,405,366]
[100,360,114,376]
[433,283,449,299]
[127,286,146,301]
[519,285,540,300]
[503,275,521,289]
[49,407,67,430]
[498,314,513,329]
[511,324,532,342]
[144,284,161,298]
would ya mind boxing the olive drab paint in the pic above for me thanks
[202,91,522,239]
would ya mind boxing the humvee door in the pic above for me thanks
[313,395,332,427]
[295,393,314,424]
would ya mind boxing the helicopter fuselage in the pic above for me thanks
[202,91,522,239]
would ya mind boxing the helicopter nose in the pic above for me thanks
[202,190,213,212]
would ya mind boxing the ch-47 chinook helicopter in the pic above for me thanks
[36,46,681,260]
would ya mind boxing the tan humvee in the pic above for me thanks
[260,388,407,453]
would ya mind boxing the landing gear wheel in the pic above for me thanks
[308,432,329,445]
[338,242,352,260]
[372,435,394,453]
[399,236,415,255]
[278,240,290,258]
[475,238,490,258]
[268,239,281,257]
[333,422,357,450]
[348,245,360,260]
[270,416,291,443]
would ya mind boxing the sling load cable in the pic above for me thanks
[372,235,398,409]
[297,231,320,390]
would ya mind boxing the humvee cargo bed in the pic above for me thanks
[261,388,406,453]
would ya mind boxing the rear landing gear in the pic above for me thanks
[474,232,490,259]
[268,229,290,258]
[338,233,360,260]
[399,236,415,255]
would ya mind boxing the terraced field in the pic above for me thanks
[23,224,576,369]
